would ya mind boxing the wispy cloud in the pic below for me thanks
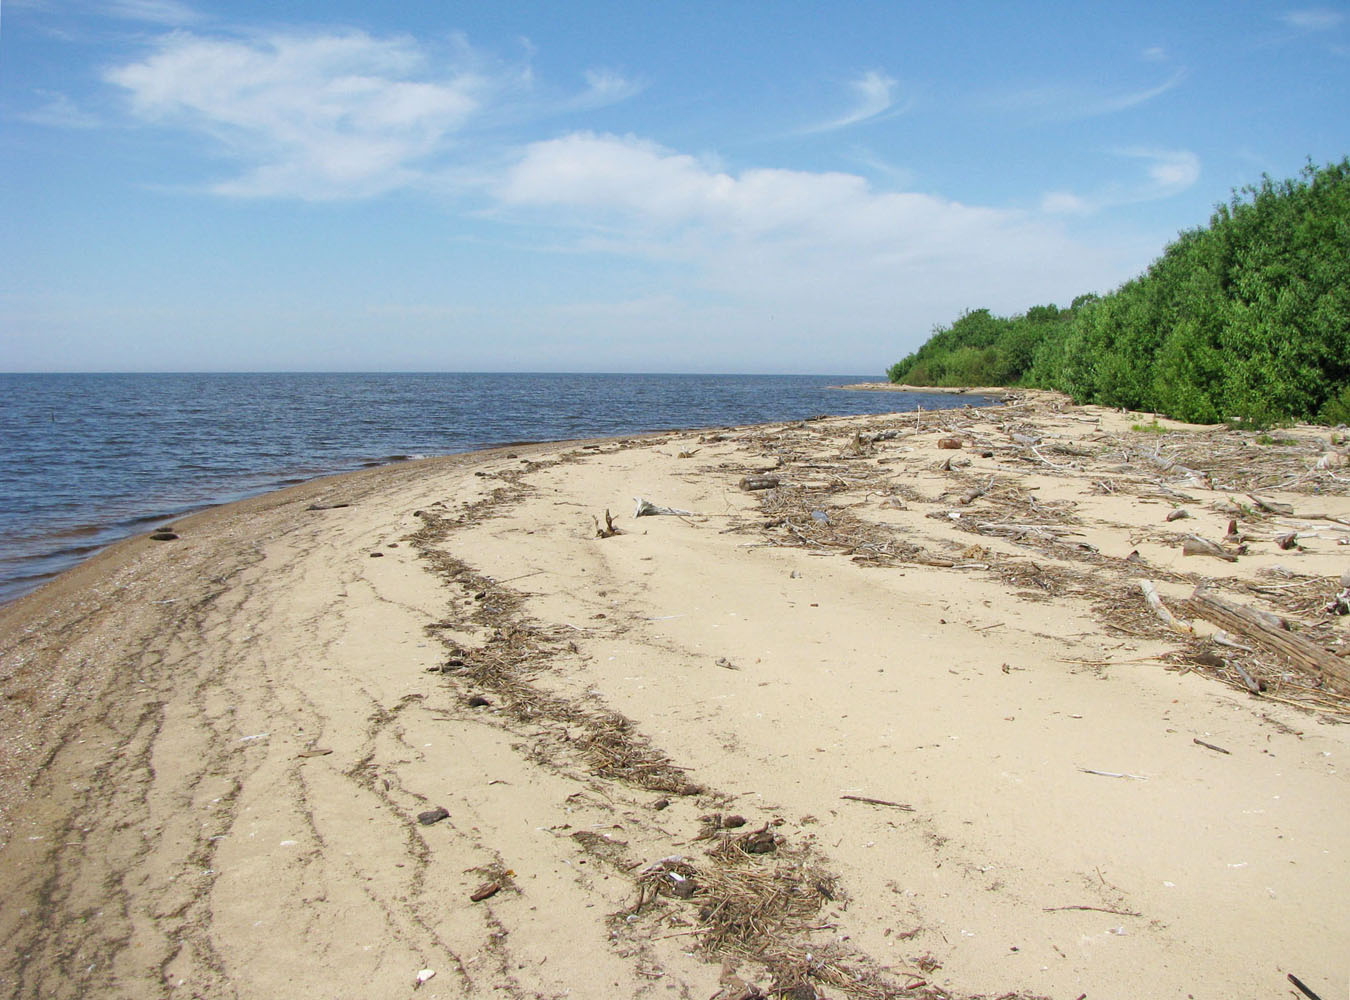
[19,90,101,129]
[569,68,645,109]
[991,68,1185,121]
[1041,148,1200,215]
[102,28,648,199]
[106,30,488,198]
[107,0,202,26]
[1279,8,1346,30]
[801,70,906,133]
[1141,45,1168,62]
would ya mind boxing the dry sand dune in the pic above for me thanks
[2,394,1347,1000]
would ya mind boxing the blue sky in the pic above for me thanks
[2,1,1347,374]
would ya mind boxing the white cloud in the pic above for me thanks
[571,68,645,108]
[106,30,486,198]
[802,70,905,133]
[1041,148,1200,215]
[1141,46,1168,62]
[495,132,1125,339]
[1279,8,1345,30]
[1133,147,1201,192]
[992,69,1185,120]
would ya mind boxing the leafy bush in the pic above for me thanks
[887,158,1350,425]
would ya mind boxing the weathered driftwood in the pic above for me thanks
[958,476,993,506]
[977,522,1079,541]
[1137,579,1193,634]
[1212,630,1254,652]
[1189,587,1350,689]
[739,474,781,491]
[1182,535,1239,562]
[633,497,694,517]
[1249,494,1295,516]
[594,509,621,538]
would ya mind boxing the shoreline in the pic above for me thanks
[2,398,1347,999]
[0,384,988,608]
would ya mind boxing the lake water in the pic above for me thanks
[0,373,989,603]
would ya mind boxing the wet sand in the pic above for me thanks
[2,394,1347,1000]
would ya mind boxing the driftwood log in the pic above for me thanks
[739,474,781,491]
[1189,587,1350,690]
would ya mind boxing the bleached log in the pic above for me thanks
[1137,579,1193,634]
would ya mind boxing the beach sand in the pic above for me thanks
[2,393,1347,1000]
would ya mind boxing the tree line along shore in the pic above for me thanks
[888,158,1350,427]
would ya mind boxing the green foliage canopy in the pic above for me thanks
[888,158,1350,424]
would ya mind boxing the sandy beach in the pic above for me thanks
[2,393,1347,1000]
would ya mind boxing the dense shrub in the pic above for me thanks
[889,158,1350,424]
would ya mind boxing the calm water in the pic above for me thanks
[0,373,988,603]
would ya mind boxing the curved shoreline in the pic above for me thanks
[1,386,993,609]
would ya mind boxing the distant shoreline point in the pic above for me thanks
[833,381,1015,400]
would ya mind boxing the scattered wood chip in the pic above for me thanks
[1193,738,1231,755]
[1078,768,1147,780]
[1288,972,1327,1000]
[470,880,502,902]
[840,794,915,811]
[296,747,333,758]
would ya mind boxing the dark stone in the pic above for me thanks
[466,695,491,708]
[149,532,179,542]
[417,807,449,826]
[722,814,747,829]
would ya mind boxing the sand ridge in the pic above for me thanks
[1,396,1347,1000]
